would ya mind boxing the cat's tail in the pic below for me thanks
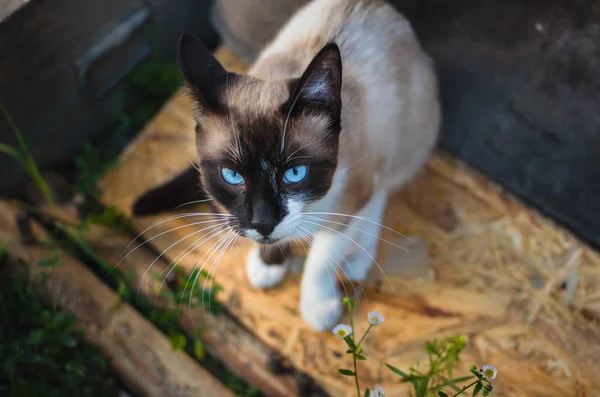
[131,166,209,216]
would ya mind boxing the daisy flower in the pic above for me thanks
[368,311,384,326]
[332,324,353,339]
[481,365,498,380]
[372,386,385,397]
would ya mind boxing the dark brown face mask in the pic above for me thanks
[132,34,343,223]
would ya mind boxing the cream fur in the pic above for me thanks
[241,0,440,330]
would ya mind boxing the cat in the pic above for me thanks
[133,0,440,331]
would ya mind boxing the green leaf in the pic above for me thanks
[60,335,78,348]
[417,377,429,397]
[438,392,449,397]
[385,363,410,378]
[364,388,370,397]
[52,312,75,329]
[339,369,355,376]
[434,376,475,391]
[469,367,482,378]
[0,142,21,160]
[344,336,356,350]
[346,349,354,354]
[386,364,419,394]
[355,354,367,361]
[473,382,483,396]
[169,333,187,351]
[193,340,205,360]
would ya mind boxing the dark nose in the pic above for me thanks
[250,220,276,237]
[250,200,278,237]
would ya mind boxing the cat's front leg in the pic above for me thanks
[246,242,291,289]
[299,230,350,331]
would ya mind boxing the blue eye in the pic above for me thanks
[221,168,245,185]
[283,165,308,184]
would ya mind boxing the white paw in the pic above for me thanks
[300,295,343,331]
[245,247,289,289]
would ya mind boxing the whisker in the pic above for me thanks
[301,211,414,243]
[179,228,232,311]
[154,225,230,308]
[302,215,409,251]
[160,224,230,279]
[281,78,311,154]
[135,222,229,303]
[175,198,214,209]
[226,73,243,163]
[191,229,234,312]
[301,220,396,295]
[118,212,232,261]
[117,218,227,270]
[175,227,232,316]
[296,227,338,298]
[186,157,201,172]
[206,232,239,313]
[298,225,364,301]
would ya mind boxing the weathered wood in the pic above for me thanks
[82,221,310,397]
[0,0,218,196]
[98,47,600,396]
[0,201,236,397]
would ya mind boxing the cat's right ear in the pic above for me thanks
[178,33,237,112]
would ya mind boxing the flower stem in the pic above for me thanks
[348,304,361,397]
[451,381,479,397]
[356,324,373,348]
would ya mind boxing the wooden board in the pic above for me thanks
[0,201,235,397]
[99,47,600,397]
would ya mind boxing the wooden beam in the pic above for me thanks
[0,201,235,397]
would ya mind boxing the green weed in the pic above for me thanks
[335,298,497,397]
[0,258,109,396]
[0,104,54,205]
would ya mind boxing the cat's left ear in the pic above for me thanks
[292,42,342,118]
[178,33,238,112]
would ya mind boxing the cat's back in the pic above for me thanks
[252,0,440,191]
[252,0,429,81]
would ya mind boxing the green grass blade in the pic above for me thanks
[0,103,55,205]
[0,142,22,160]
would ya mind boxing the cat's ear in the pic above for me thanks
[293,42,342,116]
[178,33,237,112]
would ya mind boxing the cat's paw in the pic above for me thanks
[300,295,343,331]
[246,247,289,289]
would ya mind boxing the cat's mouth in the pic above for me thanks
[242,229,282,245]
[258,236,279,244]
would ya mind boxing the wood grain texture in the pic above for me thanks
[82,220,320,397]
[98,47,600,397]
[0,201,235,397]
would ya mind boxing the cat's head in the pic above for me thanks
[179,34,343,243]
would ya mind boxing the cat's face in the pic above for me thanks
[179,35,343,243]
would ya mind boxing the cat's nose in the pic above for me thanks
[251,220,276,237]
[251,199,279,237]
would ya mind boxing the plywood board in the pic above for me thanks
[99,47,600,397]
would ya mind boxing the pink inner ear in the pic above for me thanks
[302,73,331,102]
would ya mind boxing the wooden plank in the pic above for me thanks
[0,201,235,397]
[98,47,600,396]
[84,222,307,397]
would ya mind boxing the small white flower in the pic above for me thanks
[372,386,385,397]
[481,364,498,380]
[368,311,384,326]
[332,324,353,339]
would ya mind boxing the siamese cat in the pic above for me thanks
[133,0,440,331]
